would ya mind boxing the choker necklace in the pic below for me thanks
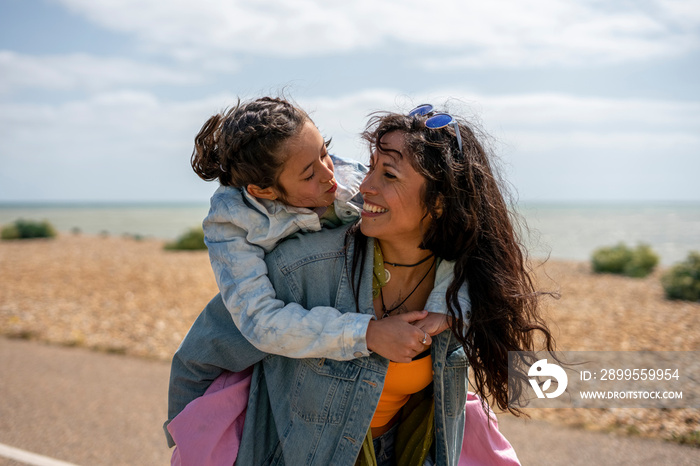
[381,257,436,318]
[384,254,434,268]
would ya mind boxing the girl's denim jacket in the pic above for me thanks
[204,155,375,360]
[167,224,471,465]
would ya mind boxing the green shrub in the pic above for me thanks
[624,244,660,278]
[661,251,700,301]
[591,243,632,274]
[591,242,659,278]
[164,227,207,251]
[1,219,57,240]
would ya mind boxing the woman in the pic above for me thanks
[167,105,555,465]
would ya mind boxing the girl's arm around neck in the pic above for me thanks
[203,187,374,360]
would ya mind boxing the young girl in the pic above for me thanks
[187,97,447,365]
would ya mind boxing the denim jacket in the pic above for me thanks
[167,224,471,465]
[204,155,376,360]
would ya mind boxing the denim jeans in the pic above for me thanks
[373,423,398,466]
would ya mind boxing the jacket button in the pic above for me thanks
[353,351,363,358]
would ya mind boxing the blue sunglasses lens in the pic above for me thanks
[408,104,433,117]
[425,113,454,129]
[407,105,463,156]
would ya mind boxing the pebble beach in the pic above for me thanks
[1,233,698,445]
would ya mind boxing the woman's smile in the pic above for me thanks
[362,201,388,215]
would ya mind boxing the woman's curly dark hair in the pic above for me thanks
[352,108,557,415]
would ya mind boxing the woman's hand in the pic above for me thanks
[366,310,432,363]
[412,312,452,336]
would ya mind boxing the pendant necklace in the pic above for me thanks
[380,257,436,319]
[372,241,434,293]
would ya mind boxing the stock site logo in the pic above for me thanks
[528,359,568,399]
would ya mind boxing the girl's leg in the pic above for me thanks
[169,368,253,466]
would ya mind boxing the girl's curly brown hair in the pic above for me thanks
[191,96,310,193]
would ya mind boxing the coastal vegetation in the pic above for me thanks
[591,242,659,278]
[661,251,700,302]
[1,219,56,240]
[164,227,207,250]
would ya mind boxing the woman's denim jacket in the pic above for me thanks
[167,224,471,465]
[204,155,374,360]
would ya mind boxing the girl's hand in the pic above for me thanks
[366,310,431,363]
[412,312,452,336]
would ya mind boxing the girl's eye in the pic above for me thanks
[303,172,314,181]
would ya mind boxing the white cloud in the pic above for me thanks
[1,87,698,201]
[0,51,206,93]
[0,91,237,200]
[466,93,700,131]
[55,0,700,67]
[299,89,403,160]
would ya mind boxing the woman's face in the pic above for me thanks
[360,131,430,245]
[276,120,337,208]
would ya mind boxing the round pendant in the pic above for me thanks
[384,268,391,283]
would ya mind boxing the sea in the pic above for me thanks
[1,202,698,266]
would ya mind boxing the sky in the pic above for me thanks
[1,0,699,203]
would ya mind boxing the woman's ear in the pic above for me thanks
[247,184,278,201]
[433,194,444,218]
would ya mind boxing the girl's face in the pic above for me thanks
[359,131,430,244]
[275,120,337,208]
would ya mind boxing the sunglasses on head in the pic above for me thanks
[408,104,463,157]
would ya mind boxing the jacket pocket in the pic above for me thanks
[291,358,362,424]
[443,346,469,417]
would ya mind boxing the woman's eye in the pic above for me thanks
[304,172,314,181]
[384,171,396,179]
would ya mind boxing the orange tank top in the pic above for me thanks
[370,354,433,428]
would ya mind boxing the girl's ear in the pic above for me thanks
[247,184,278,201]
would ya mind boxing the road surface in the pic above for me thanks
[1,337,698,465]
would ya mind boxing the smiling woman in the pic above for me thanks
[354,108,560,419]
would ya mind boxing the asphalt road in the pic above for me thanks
[1,337,698,465]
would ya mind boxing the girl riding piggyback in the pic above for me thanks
[167,98,522,465]
[188,97,442,367]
